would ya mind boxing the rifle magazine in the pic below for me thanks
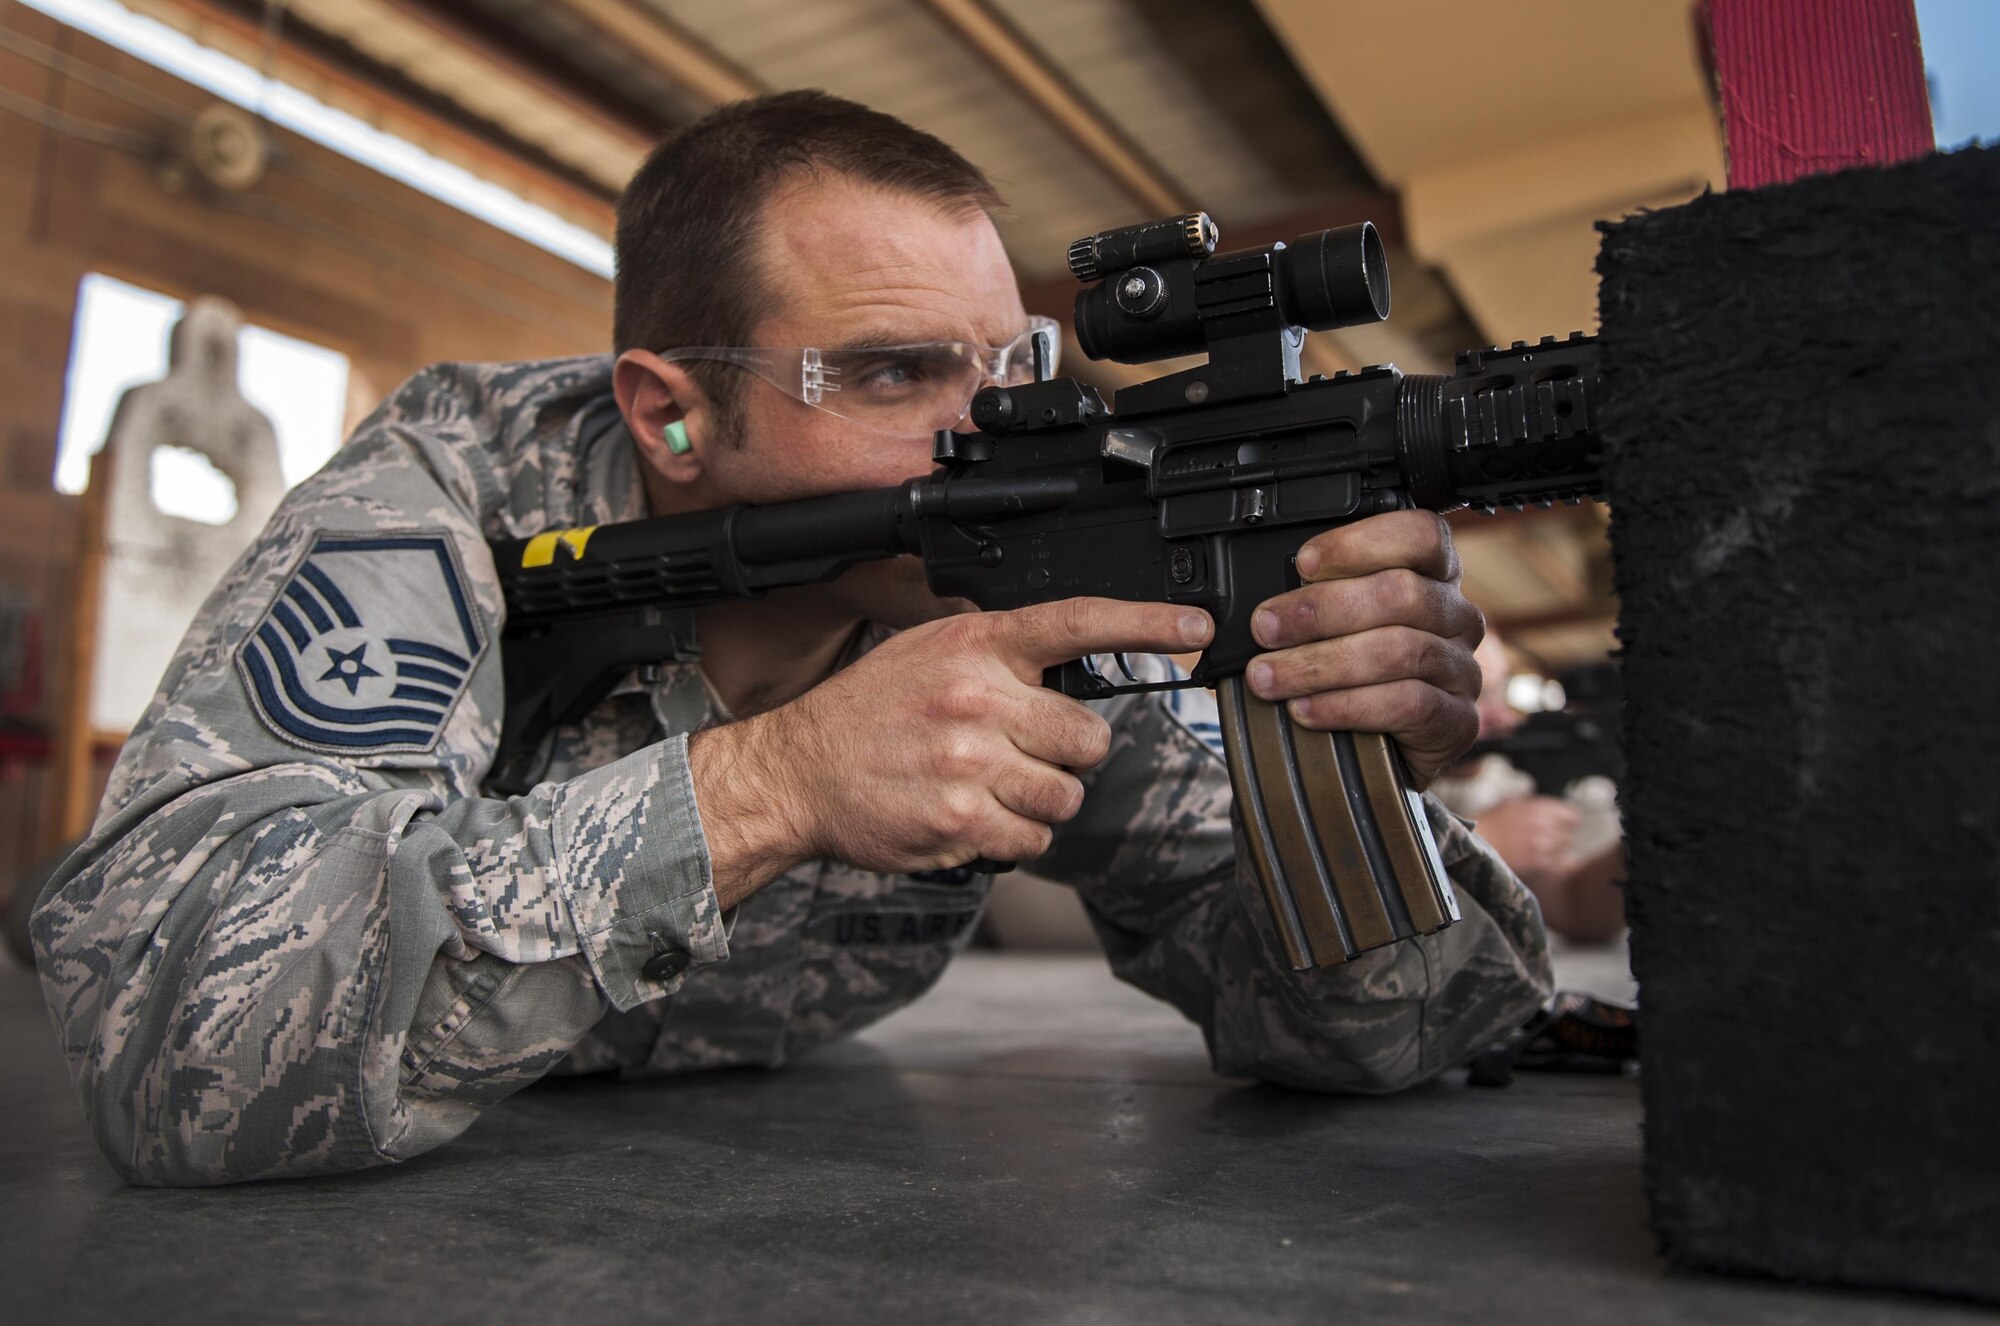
[1217,678,1457,971]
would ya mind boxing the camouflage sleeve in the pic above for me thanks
[31,387,727,1186]
[1034,686,1552,1093]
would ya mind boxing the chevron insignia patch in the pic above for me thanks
[237,531,487,755]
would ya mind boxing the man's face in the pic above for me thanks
[650,173,1030,625]
[716,174,1028,500]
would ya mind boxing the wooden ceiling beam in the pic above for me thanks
[1401,106,1720,262]
[912,5,1419,377]
[1214,192,1406,253]
[911,0,1185,218]
[373,0,669,144]
[552,0,761,110]
[1507,526,1591,603]
[161,0,630,213]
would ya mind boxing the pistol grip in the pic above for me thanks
[1215,677,1460,971]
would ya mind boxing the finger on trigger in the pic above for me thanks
[995,597,1213,677]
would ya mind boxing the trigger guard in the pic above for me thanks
[1042,656,1114,700]
[1041,655,1198,701]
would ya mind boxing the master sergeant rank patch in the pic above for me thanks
[237,530,487,755]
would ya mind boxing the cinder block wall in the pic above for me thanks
[1599,145,2000,1302]
[0,5,615,894]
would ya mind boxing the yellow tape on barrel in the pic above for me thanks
[519,526,596,568]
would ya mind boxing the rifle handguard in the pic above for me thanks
[1215,677,1460,970]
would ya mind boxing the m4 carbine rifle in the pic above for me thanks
[490,213,1604,971]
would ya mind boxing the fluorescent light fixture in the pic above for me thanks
[18,0,616,277]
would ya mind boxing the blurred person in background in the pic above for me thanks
[1431,634,1628,945]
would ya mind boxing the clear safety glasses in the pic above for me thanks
[657,317,1060,438]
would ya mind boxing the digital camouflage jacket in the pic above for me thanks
[33,355,1552,1186]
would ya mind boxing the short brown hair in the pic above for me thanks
[613,91,1003,436]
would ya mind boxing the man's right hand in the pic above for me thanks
[688,598,1213,907]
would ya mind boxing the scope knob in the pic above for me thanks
[1184,211,1218,257]
[970,385,1018,434]
[1067,236,1103,283]
[1114,267,1168,318]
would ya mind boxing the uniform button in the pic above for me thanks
[641,948,691,982]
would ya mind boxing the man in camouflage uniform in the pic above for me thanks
[33,93,1549,1185]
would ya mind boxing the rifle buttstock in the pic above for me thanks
[1215,677,1460,971]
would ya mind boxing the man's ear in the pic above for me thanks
[615,349,709,484]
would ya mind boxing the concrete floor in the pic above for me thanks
[0,948,1984,1325]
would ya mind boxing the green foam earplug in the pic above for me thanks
[664,420,691,455]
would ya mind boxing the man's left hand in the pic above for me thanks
[1244,510,1484,788]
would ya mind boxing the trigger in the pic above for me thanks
[1042,656,1114,700]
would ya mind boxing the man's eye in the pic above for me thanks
[864,359,917,383]
[852,355,945,394]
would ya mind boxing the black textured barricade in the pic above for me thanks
[1599,145,2000,1303]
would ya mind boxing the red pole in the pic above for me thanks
[1705,0,1935,189]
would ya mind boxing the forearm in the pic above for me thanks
[34,738,728,1185]
[1202,801,1552,1090]
[1075,801,1548,1093]
[686,714,817,910]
